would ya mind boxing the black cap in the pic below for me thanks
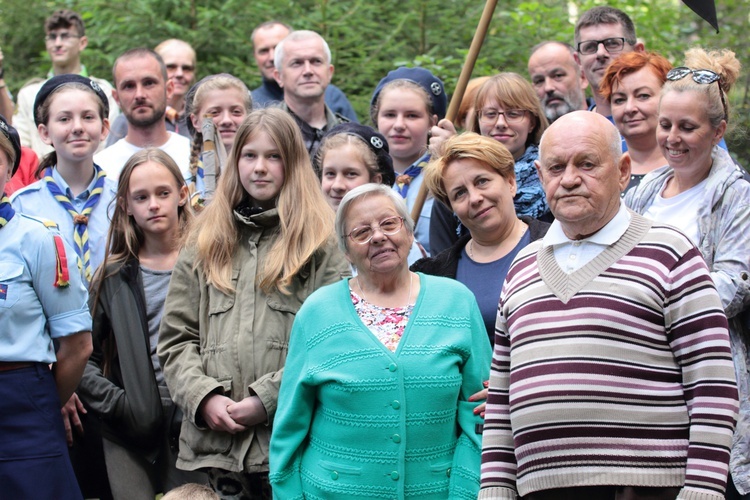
[370,67,447,120]
[0,114,22,176]
[316,123,396,187]
[33,74,110,126]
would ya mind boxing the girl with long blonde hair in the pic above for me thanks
[158,107,349,498]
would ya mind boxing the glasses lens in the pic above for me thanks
[692,70,720,84]
[479,110,498,123]
[380,217,402,234]
[350,227,372,244]
[603,38,625,52]
[578,41,598,55]
[505,110,526,122]
[666,67,692,81]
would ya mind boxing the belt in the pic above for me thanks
[0,361,35,372]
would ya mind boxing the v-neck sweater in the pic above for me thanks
[479,213,738,500]
[270,273,491,499]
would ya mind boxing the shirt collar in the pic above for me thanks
[47,64,89,79]
[543,202,631,247]
[51,165,99,200]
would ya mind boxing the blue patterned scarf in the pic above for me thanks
[43,166,106,282]
[395,153,430,198]
[0,194,15,227]
[513,144,550,220]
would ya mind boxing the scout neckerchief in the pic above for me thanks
[0,194,15,227]
[395,152,430,198]
[43,165,106,283]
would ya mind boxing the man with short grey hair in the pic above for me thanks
[273,30,348,156]
[250,21,357,122]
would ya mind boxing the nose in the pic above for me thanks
[268,47,275,64]
[493,113,508,129]
[543,77,556,94]
[71,115,84,132]
[560,164,580,189]
[303,60,313,74]
[624,96,636,114]
[253,157,268,174]
[148,195,160,210]
[393,113,406,129]
[218,110,232,126]
[665,124,679,144]
[468,186,483,205]
[331,173,347,192]
[595,42,610,58]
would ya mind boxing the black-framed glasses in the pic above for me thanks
[666,67,728,120]
[577,37,631,55]
[45,32,80,43]
[477,108,528,125]
[346,216,404,244]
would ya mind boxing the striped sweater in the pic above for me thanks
[479,214,738,500]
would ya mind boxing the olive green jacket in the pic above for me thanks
[158,208,350,473]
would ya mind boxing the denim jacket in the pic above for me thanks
[624,145,750,494]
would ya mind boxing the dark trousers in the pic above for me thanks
[0,364,82,499]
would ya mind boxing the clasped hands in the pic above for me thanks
[199,393,268,434]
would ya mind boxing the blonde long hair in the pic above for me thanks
[188,107,334,294]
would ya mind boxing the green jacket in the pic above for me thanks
[158,208,350,473]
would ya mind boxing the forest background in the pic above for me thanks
[1,0,748,166]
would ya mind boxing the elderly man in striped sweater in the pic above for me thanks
[479,111,738,500]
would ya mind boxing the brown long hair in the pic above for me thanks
[186,107,335,295]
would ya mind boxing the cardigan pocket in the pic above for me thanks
[318,460,362,477]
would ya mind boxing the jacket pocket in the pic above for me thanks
[0,262,24,309]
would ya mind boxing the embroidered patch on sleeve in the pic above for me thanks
[0,284,7,300]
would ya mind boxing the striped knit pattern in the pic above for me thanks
[270,275,491,499]
[43,166,106,283]
[479,214,738,500]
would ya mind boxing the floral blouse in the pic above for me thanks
[350,290,413,352]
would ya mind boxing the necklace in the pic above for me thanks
[468,219,527,261]
[356,272,413,308]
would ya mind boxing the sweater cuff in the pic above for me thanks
[478,486,517,499]
[677,487,728,500]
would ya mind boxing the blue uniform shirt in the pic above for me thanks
[10,166,116,277]
[0,214,91,363]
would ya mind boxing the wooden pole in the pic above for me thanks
[410,0,499,226]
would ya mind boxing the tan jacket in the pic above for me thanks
[158,208,350,473]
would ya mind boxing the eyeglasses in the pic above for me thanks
[576,37,631,55]
[346,216,404,244]
[166,63,195,73]
[45,32,80,43]
[666,66,728,120]
[477,108,528,125]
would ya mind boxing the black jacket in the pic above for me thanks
[77,259,164,456]
[411,216,550,278]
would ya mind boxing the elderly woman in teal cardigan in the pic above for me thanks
[269,184,491,499]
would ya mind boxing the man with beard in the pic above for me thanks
[95,48,190,180]
[528,41,589,123]
[273,30,349,157]
[105,39,196,146]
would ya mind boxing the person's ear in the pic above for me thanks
[78,35,89,52]
[617,152,632,192]
[100,118,111,142]
[273,68,283,87]
[713,120,727,145]
[38,123,53,146]
[178,184,189,207]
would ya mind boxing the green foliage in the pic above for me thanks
[1,0,748,163]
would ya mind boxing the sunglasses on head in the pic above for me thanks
[666,67,727,120]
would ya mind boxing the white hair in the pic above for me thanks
[274,30,332,71]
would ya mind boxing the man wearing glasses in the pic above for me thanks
[13,10,119,157]
[573,6,644,118]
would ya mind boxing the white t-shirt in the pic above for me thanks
[94,132,191,181]
[643,176,707,246]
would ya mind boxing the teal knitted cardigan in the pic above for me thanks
[270,273,491,499]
